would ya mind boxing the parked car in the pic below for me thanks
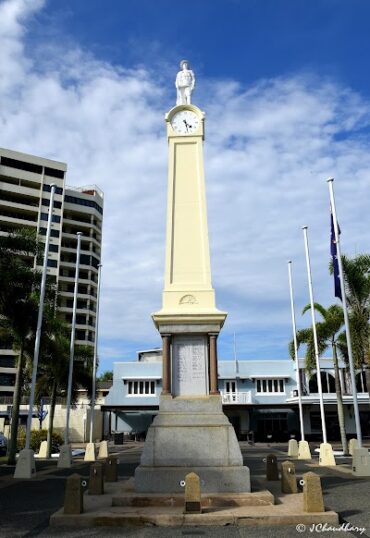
[0,433,7,456]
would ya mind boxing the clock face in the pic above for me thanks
[171,110,200,135]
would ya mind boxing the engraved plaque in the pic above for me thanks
[172,335,208,396]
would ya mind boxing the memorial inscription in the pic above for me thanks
[173,336,208,396]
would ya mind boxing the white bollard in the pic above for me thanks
[38,440,48,458]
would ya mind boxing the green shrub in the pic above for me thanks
[17,429,63,452]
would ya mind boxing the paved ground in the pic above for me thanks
[0,442,369,538]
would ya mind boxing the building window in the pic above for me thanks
[47,259,58,268]
[127,380,156,396]
[42,198,62,209]
[43,184,63,195]
[49,243,59,252]
[39,227,60,238]
[255,378,285,394]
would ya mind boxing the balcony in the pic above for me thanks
[220,391,252,404]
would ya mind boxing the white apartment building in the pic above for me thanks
[0,147,103,400]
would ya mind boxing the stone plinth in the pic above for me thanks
[134,395,250,493]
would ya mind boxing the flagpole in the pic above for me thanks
[25,184,56,450]
[233,332,238,376]
[302,226,328,444]
[89,263,102,444]
[327,178,362,447]
[288,261,305,441]
[65,231,82,445]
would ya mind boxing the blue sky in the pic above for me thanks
[1,0,370,373]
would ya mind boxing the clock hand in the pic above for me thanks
[183,119,189,132]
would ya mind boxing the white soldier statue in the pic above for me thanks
[175,60,195,105]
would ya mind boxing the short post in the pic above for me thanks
[104,455,118,482]
[266,454,279,480]
[281,461,298,493]
[303,471,324,512]
[184,472,201,514]
[64,473,84,514]
[89,462,104,495]
[288,439,298,458]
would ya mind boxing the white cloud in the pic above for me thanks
[1,0,370,364]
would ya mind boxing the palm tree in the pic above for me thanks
[293,303,348,454]
[0,230,40,464]
[36,313,93,456]
[336,255,370,402]
[0,229,56,464]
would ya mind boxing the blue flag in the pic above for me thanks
[330,212,342,301]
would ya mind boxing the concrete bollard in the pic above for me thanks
[266,454,279,480]
[89,462,104,495]
[298,440,312,460]
[98,440,108,459]
[319,443,336,466]
[184,472,201,514]
[84,442,96,462]
[281,461,298,494]
[288,439,299,458]
[38,440,48,458]
[303,471,324,512]
[352,448,370,477]
[104,455,118,482]
[349,438,359,456]
[64,473,84,514]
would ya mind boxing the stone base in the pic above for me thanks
[14,448,36,479]
[352,448,370,477]
[134,395,250,493]
[84,442,96,462]
[288,439,298,458]
[319,443,336,466]
[58,444,72,468]
[135,465,250,494]
[298,440,312,460]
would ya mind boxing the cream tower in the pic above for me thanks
[135,63,250,493]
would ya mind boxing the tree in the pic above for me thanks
[98,370,113,382]
[292,303,348,454]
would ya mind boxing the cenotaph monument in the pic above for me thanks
[134,61,251,493]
